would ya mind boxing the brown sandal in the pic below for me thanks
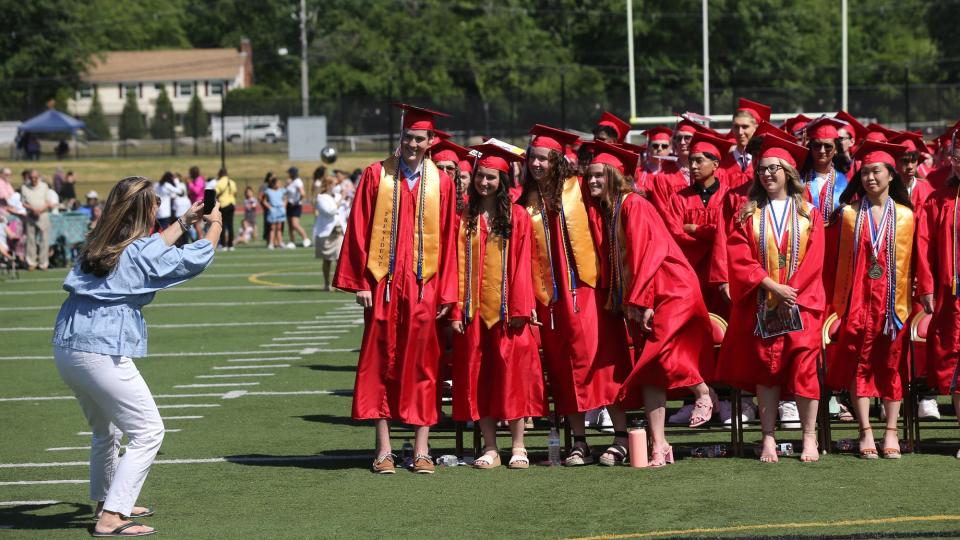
[882,427,902,459]
[858,427,879,460]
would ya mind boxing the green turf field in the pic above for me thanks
[2,213,960,539]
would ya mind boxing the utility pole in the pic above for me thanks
[702,0,710,118]
[300,0,309,117]
[626,0,636,122]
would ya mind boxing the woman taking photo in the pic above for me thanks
[715,136,826,463]
[312,175,346,290]
[52,176,220,537]
[585,140,714,467]
[826,140,914,460]
[450,144,547,470]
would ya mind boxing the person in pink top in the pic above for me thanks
[187,166,205,203]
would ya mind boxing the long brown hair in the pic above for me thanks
[595,164,635,219]
[519,148,576,210]
[737,159,810,224]
[79,177,158,277]
[465,169,513,239]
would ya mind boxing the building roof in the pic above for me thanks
[84,49,245,83]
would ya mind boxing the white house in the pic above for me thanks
[70,39,253,133]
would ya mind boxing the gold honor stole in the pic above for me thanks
[832,201,913,325]
[457,220,508,328]
[526,177,599,306]
[366,156,441,287]
[752,202,811,309]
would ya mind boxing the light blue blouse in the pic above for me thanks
[52,234,215,357]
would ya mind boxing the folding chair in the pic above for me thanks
[818,312,841,452]
[906,311,936,453]
[706,313,745,456]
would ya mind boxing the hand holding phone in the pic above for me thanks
[203,189,216,215]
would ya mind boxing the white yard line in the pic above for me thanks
[0,480,87,486]
[79,429,180,435]
[45,447,90,452]
[0,454,369,469]
[0,285,328,296]
[271,336,340,341]
[259,343,328,348]
[156,404,221,409]
[0,321,324,332]
[0,349,305,361]
[0,299,347,312]
[195,373,274,378]
[161,416,203,420]
[282,329,349,335]
[227,357,298,362]
[0,500,61,505]
[173,382,260,389]
[211,364,290,370]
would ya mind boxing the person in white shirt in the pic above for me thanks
[312,176,345,290]
[284,166,310,248]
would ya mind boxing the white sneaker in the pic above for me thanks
[718,401,733,427]
[741,398,758,423]
[778,401,801,429]
[267,244,275,250]
[285,242,296,249]
[669,403,695,425]
[918,398,941,420]
[303,238,312,248]
[597,407,614,433]
[228,246,235,252]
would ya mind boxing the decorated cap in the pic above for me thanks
[736,98,772,124]
[470,143,525,174]
[759,134,809,169]
[865,123,899,143]
[642,126,672,143]
[805,116,847,140]
[755,121,796,142]
[595,112,631,143]
[780,114,811,136]
[529,124,580,153]
[854,140,909,168]
[886,131,924,157]
[394,103,451,131]
[690,132,732,158]
[429,138,470,165]
[834,110,868,140]
[583,139,640,175]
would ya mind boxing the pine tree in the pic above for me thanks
[150,87,175,139]
[84,88,111,140]
[118,91,144,140]
[183,94,209,138]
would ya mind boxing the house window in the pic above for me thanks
[124,83,140,98]
[178,81,193,97]
[209,81,224,96]
[154,83,166,93]
[78,85,93,99]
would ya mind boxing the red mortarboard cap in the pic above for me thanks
[433,129,452,141]
[617,142,647,155]
[889,131,926,154]
[642,126,673,143]
[470,143,525,174]
[834,111,867,140]
[780,114,812,136]
[583,140,640,175]
[529,124,579,152]
[759,135,809,169]
[755,121,796,142]
[722,129,737,143]
[690,132,732,158]
[736,98,772,123]
[459,159,473,173]
[865,123,899,143]
[429,138,470,165]
[596,112,632,143]
[394,103,450,131]
[805,116,847,140]
[854,140,908,168]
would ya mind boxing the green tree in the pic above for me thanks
[84,88,111,140]
[183,94,209,137]
[118,91,144,140]
[150,87,175,139]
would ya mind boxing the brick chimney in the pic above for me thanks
[240,37,254,86]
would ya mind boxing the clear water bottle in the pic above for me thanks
[691,444,728,458]
[776,442,794,456]
[436,454,459,467]
[400,439,414,468]
[547,427,561,466]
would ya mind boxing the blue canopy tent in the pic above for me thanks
[17,109,87,160]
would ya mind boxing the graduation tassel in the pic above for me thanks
[549,305,555,330]
[572,289,578,313]
[385,279,391,303]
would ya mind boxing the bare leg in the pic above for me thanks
[509,418,524,450]
[643,386,668,452]
[882,399,902,451]
[851,383,877,453]
[599,404,630,464]
[375,419,391,456]
[478,417,499,459]
[413,425,430,457]
[796,396,819,461]
[322,260,332,290]
[757,384,780,462]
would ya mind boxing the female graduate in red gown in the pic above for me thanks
[826,140,915,460]
[715,136,826,463]
[916,143,960,459]
[585,140,714,467]
[449,144,547,470]
[518,124,631,467]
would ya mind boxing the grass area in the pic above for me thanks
[2,212,960,539]
[8,152,383,201]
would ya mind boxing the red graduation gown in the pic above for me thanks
[649,161,689,216]
[715,203,826,398]
[332,160,458,426]
[663,178,730,316]
[826,203,914,400]
[590,194,711,409]
[916,186,960,395]
[530,182,631,416]
[450,207,548,421]
[718,151,753,188]
[708,181,752,288]
[926,164,956,191]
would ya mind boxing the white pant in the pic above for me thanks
[53,346,164,516]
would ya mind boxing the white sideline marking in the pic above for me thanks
[0,299,346,312]
[227,357,297,362]
[0,500,61,505]
[0,454,369,469]
[46,447,90,452]
[295,325,357,330]
[260,343,327,348]
[0,321,319,332]
[246,390,345,396]
[0,480,87,486]
[0,285,327,296]
[283,329,349,335]
[0,350,303,361]
[14,272,325,283]
[195,373,274,378]
[79,430,180,435]
[157,404,221,409]
[271,336,339,341]
[212,364,290,370]
[162,416,203,420]
[222,390,247,399]
[173,382,260,389]
[0,392,229,401]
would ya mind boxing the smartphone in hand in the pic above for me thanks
[203,189,216,215]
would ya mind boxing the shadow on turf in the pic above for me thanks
[223,452,368,470]
[0,501,93,531]
[305,364,357,373]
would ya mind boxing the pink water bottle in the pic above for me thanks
[629,427,648,468]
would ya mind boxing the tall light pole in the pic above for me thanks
[626,0,637,122]
[841,0,848,111]
[300,0,309,117]
[702,0,710,118]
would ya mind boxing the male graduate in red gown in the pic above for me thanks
[718,98,772,187]
[649,118,710,214]
[333,104,459,474]
[593,111,631,144]
[430,138,472,215]
[634,127,672,195]
[890,131,934,211]
[663,131,732,316]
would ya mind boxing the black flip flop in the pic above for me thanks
[92,508,155,521]
[91,521,156,537]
